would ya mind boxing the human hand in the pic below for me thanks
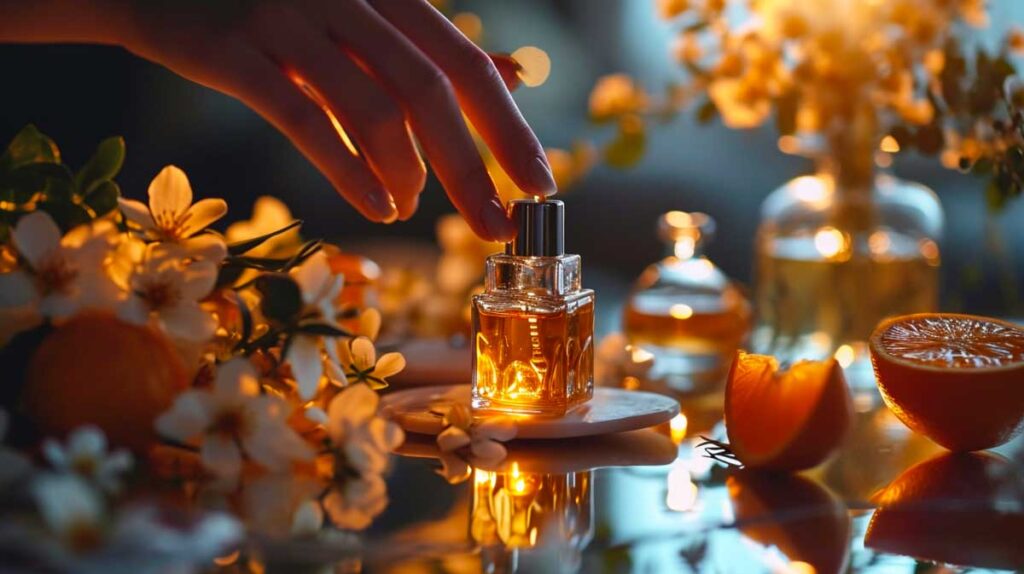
[105,1,557,240]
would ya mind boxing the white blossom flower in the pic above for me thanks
[240,473,323,538]
[22,472,242,573]
[117,165,227,261]
[322,474,388,531]
[42,425,133,494]
[225,196,300,257]
[154,358,314,480]
[285,250,345,399]
[0,212,119,337]
[436,403,516,464]
[118,248,218,342]
[31,473,108,554]
[333,336,406,390]
[308,383,403,477]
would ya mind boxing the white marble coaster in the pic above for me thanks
[381,384,679,439]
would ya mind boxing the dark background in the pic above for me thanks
[2,0,1023,317]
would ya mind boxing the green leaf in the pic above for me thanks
[227,219,302,256]
[83,180,120,217]
[254,274,303,325]
[215,263,248,290]
[603,122,646,168]
[76,136,125,195]
[0,162,74,205]
[0,125,60,174]
[296,322,352,338]
[37,201,91,232]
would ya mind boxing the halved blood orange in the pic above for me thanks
[23,312,188,451]
[866,452,1024,569]
[725,352,853,471]
[869,313,1024,451]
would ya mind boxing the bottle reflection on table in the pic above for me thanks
[470,463,594,573]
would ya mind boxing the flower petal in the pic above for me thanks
[117,198,156,231]
[373,352,406,379]
[349,337,377,372]
[0,271,39,307]
[67,426,106,459]
[359,308,381,341]
[291,500,324,536]
[287,335,324,400]
[180,261,217,300]
[290,250,332,306]
[200,434,242,479]
[148,165,193,219]
[158,302,216,342]
[470,439,507,463]
[304,407,328,425]
[12,212,61,268]
[436,426,471,452]
[182,198,228,237]
[475,417,518,442]
[154,391,213,442]
[214,358,260,398]
[327,383,379,430]
[183,234,227,263]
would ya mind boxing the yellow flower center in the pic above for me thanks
[139,279,182,311]
[72,456,97,478]
[208,408,250,439]
[152,209,192,242]
[66,520,103,553]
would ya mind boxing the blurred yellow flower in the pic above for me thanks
[225,196,300,257]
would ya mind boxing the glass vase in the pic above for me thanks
[751,115,943,391]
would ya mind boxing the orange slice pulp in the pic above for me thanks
[869,313,1024,451]
[725,352,852,471]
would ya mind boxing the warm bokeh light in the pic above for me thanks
[670,413,688,443]
[833,344,855,369]
[511,46,551,87]
[880,135,901,153]
[670,304,694,320]
[666,464,699,512]
[813,227,847,259]
[452,12,483,43]
[790,176,829,203]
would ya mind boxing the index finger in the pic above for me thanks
[369,0,557,198]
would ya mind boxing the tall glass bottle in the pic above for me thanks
[472,199,595,416]
[623,211,751,394]
[752,107,943,388]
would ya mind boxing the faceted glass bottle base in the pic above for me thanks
[471,296,594,418]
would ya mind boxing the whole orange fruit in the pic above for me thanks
[728,471,851,574]
[866,452,1024,569]
[726,352,853,471]
[22,312,188,451]
[869,313,1024,451]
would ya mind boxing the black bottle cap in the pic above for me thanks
[506,198,564,256]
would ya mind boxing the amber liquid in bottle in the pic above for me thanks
[474,301,594,416]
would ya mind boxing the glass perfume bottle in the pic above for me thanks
[622,212,751,393]
[752,111,942,390]
[472,199,595,416]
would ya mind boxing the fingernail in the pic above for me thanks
[526,156,557,196]
[479,198,515,242]
[363,190,398,223]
